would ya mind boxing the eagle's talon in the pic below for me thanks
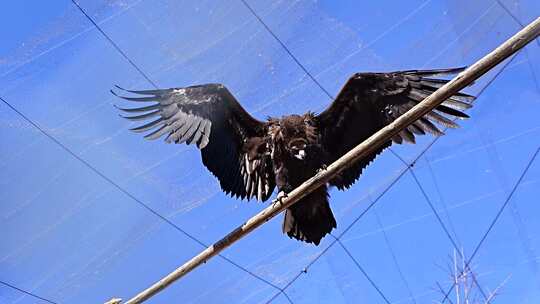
[317,164,328,173]
[273,191,288,207]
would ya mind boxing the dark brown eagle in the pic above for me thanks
[113,67,474,245]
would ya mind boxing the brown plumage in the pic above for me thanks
[113,67,474,245]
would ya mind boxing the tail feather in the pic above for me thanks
[282,186,336,245]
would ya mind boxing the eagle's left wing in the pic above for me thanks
[316,67,475,190]
[113,84,276,201]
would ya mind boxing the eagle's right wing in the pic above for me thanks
[316,68,475,190]
[113,84,275,201]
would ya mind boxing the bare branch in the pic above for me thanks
[484,274,512,304]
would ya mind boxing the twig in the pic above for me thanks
[484,274,511,304]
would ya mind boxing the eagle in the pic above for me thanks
[113,67,474,245]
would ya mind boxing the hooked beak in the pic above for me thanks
[294,149,306,160]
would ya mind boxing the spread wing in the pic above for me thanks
[113,83,275,201]
[316,67,475,190]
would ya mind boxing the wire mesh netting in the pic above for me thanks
[1,1,539,303]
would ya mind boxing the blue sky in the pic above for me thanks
[1,1,539,303]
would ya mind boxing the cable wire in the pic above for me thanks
[388,147,489,301]
[333,235,392,304]
[264,49,520,303]
[68,2,533,303]
[239,0,335,101]
[0,96,285,298]
[424,156,461,244]
[67,1,294,296]
[439,146,540,303]
[0,280,59,304]
[496,0,540,47]
[373,210,418,304]
[387,52,521,301]
[113,3,534,302]
[495,0,540,109]
[264,145,428,304]
[408,168,489,301]
[71,0,159,89]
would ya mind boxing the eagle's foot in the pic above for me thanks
[273,191,288,207]
[317,164,328,174]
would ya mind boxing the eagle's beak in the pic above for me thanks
[294,149,306,160]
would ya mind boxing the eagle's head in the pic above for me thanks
[269,114,318,161]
